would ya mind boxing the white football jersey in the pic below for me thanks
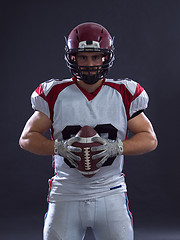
[31,77,149,201]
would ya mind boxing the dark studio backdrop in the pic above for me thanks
[1,0,180,239]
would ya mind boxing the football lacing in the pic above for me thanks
[84,147,91,170]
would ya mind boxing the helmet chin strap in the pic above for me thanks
[81,74,100,85]
[77,65,104,85]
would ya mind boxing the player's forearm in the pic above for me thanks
[122,131,158,156]
[19,132,55,155]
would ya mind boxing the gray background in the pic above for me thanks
[1,0,180,239]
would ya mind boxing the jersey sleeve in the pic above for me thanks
[119,79,149,119]
[31,83,50,118]
[129,82,149,118]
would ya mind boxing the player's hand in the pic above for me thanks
[91,137,123,168]
[54,137,82,168]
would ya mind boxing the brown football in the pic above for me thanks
[72,125,103,177]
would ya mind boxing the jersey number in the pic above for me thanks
[62,124,117,140]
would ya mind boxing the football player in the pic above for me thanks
[19,22,158,240]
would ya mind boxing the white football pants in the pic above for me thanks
[43,192,134,240]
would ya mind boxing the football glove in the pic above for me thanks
[54,137,82,168]
[91,137,123,168]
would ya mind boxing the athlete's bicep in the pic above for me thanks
[127,112,155,136]
[21,111,52,137]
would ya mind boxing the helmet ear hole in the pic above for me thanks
[103,54,110,62]
[70,54,76,61]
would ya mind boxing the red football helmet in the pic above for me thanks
[65,22,115,84]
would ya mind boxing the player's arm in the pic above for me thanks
[19,110,82,164]
[122,112,158,155]
[92,112,157,162]
[19,111,55,155]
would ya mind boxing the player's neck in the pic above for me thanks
[76,79,104,93]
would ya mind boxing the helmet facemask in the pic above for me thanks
[65,42,114,84]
